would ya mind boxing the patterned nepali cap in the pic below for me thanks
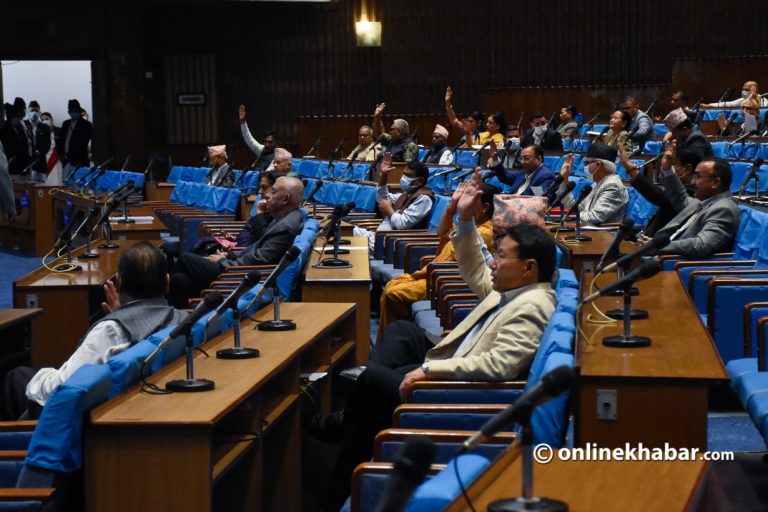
[663,108,688,130]
[492,194,547,232]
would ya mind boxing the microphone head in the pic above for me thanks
[285,245,301,263]
[392,435,436,484]
[650,232,671,250]
[243,270,261,287]
[636,258,663,279]
[552,174,564,186]
[578,184,593,197]
[343,201,356,214]
[619,217,635,232]
[203,291,224,309]
[564,181,576,192]
[540,365,577,398]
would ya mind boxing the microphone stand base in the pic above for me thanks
[550,227,575,233]
[258,319,296,331]
[563,235,592,242]
[609,286,638,296]
[322,248,349,255]
[53,263,82,272]
[165,378,215,392]
[605,308,648,320]
[116,219,135,224]
[98,242,120,249]
[78,252,100,259]
[318,258,352,268]
[330,238,351,245]
[602,335,652,348]
[488,497,568,512]
[217,347,260,359]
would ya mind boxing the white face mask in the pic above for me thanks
[534,125,547,137]
[584,168,593,182]
[42,119,52,128]
[742,90,750,99]
[400,175,414,190]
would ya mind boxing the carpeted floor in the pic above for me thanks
[0,248,49,308]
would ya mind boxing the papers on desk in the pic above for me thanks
[109,216,155,224]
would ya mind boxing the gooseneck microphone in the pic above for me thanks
[548,181,576,211]
[215,270,262,359]
[601,232,671,274]
[472,141,490,157]
[596,218,635,272]
[562,184,592,219]
[243,246,302,315]
[461,366,576,452]
[143,292,225,368]
[541,174,564,200]
[583,258,662,304]
[207,270,262,325]
[374,435,436,512]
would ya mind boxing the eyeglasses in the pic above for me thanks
[359,133,372,138]
[520,155,536,161]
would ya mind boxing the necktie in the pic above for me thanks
[670,203,703,240]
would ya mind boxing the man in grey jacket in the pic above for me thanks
[656,158,741,258]
[623,96,654,148]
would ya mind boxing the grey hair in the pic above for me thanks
[597,159,616,173]
[276,176,305,208]
[393,118,410,135]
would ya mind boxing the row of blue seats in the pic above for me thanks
[67,167,145,191]
[167,166,262,191]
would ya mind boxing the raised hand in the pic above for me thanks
[716,112,728,131]
[445,86,453,105]
[451,180,467,204]
[100,279,120,314]
[374,102,386,117]
[661,139,677,169]
[456,169,483,221]
[238,105,247,124]
[379,152,394,174]
[559,153,575,181]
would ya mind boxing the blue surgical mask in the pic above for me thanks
[28,111,39,123]
[400,175,414,190]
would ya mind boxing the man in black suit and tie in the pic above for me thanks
[519,111,563,152]
[168,176,305,307]
[23,101,52,182]
[57,99,92,169]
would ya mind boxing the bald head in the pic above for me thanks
[744,81,759,94]
[278,176,304,208]
[265,176,304,218]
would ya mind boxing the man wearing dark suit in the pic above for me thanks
[662,108,713,159]
[57,99,92,169]
[489,144,556,198]
[655,158,741,258]
[519,111,563,152]
[168,176,305,308]
[0,98,31,176]
[23,102,52,182]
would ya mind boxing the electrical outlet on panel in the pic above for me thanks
[596,389,617,420]
[26,294,39,309]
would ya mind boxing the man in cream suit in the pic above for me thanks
[654,157,741,258]
[318,170,557,510]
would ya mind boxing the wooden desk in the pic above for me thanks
[109,206,169,240]
[0,308,44,373]
[446,444,710,512]
[550,227,635,278]
[86,302,357,512]
[145,181,175,201]
[0,182,56,256]
[302,236,371,363]
[575,271,728,450]
[13,240,162,368]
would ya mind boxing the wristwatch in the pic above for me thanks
[421,362,430,376]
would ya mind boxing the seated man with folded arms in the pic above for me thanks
[702,81,768,108]
[488,143,556,197]
[377,180,499,338]
[315,170,557,510]
[620,140,701,237]
[204,144,235,188]
[372,102,419,163]
[558,143,629,225]
[239,105,278,172]
[352,154,434,253]
[3,242,188,420]
[662,108,714,158]
[168,176,305,308]
[653,158,741,258]
[346,125,380,161]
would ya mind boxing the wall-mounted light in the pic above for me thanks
[355,0,381,47]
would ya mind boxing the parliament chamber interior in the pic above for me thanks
[2,0,768,510]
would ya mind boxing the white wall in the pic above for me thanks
[1,60,92,128]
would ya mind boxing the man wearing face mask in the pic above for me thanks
[38,112,63,185]
[519,111,563,152]
[558,143,629,226]
[0,98,32,177]
[57,99,92,169]
[23,101,51,183]
[352,154,434,253]
[702,81,768,108]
